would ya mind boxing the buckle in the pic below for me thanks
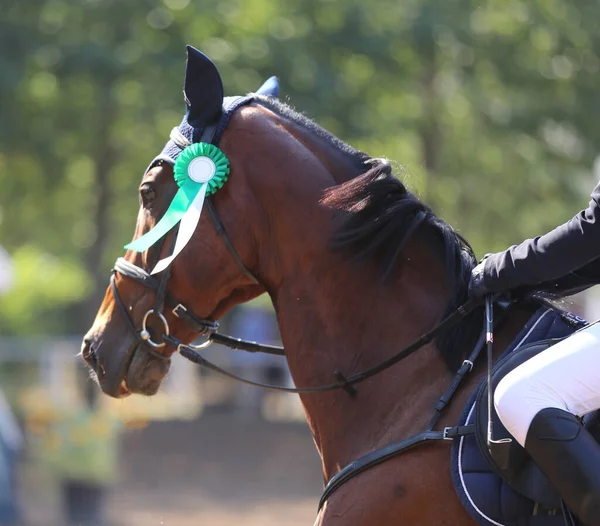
[462,359,474,372]
[172,303,187,318]
[442,427,454,441]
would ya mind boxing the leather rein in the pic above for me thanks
[109,106,495,510]
[112,247,497,510]
[111,254,481,395]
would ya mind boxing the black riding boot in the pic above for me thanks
[525,407,600,526]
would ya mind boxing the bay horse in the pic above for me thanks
[82,47,551,525]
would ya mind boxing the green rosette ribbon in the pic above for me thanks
[125,142,229,273]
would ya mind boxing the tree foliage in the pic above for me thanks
[1,0,599,334]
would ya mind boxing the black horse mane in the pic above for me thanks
[322,164,483,370]
[255,95,483,370]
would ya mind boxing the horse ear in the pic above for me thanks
[183,45,224,128]
[256,76,279,97]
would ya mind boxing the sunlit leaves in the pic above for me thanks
[27,71,58,102]
[0,246,91,335]
[2,0,600,335]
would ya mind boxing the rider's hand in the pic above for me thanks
[468,254,492,300]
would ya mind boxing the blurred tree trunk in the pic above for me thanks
[417,40,440,208]
[78,81,117,332]
[419,61,440,200]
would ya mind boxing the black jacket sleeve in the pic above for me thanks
[482,181,600,294]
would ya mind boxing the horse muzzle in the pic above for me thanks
[81,329,169,398]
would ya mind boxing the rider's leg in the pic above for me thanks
[494,321,600,525]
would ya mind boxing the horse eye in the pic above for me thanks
[140,185,156,207]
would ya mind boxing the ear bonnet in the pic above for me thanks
[125,46,279,273]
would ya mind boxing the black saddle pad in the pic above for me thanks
[475,324,600,509]
[475,337,565,509]
[451,306,589,526]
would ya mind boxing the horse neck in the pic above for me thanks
[256,141,456,473]
[240,107,468,477]
[271,234,456,478]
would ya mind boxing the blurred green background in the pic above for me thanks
[2,0,599,336]
[1,1,599,524]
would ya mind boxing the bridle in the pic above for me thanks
[110,221,494,511]
[111,246,481,393]
[110,103,262,355]
[106,96,497,509]
[109,100,483,393]
[109,192,262,358]
[110,93,480,387]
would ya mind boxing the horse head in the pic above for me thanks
[82,46,352,397]
[81,46,558,526]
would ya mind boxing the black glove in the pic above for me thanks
[469,252,597,302]
[468,260,489,299]
[468,252,497,300]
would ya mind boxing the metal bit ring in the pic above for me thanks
[140,310,170,348]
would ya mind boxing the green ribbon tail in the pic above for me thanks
[124,186,193,252]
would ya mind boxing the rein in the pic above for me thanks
[114,102,481,394]
[112,253,506,509]
[111,93,495,509]
[319,295,508,510]
[112,255,481,394]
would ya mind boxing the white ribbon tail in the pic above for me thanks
[151,184,207,275]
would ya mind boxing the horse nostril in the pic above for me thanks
[82,339,99,371]
[82,339,91,358]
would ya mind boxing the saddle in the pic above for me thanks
[451,306,593,526]
[474,335,600,511]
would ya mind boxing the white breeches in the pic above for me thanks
[494,320,600,447]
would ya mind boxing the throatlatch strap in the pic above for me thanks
[205,198,259,284]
